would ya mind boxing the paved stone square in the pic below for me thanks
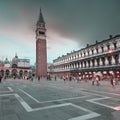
[0,78,120,120]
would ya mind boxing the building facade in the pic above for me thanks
[49,35,120,79]
[36,9,47,77]
[0,54,32,79]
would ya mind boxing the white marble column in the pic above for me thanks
[89,50,92,55]
[90,60,93,67]
[116,40,120,48]
[79,62,81,68]
[94,59,97,66]
[71,64,73,69]
[94,48,97,54]
[110,43,114,50]
[98,47,102,53]
[99,58,103,66]
[104,45,108,52]
[111,56,115,65]
[105,57,109,65]
[119,53,120,64]
[85,51,88,56]
[76,63,79,68]
[74,63,76,68]
[83,62,85,68]
[86,61,88,68]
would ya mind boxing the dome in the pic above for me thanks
[12,53,19,64]
[4,58,10,64]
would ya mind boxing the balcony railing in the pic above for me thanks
[53,48,120,66]
[53,64,120,72]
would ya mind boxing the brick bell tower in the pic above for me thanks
[36,8,47,77]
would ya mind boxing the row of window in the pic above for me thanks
[54,54,120,70]
[54,39,120,65]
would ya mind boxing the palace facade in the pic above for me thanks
[0,54,32,79]
[49,35,120,79]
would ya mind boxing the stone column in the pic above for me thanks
[94,48,97,54]
[90,60,93,67]
[76,63,79,68]
[86,61,88,68]
[73,64,75,69]
[83,62,85,68]
[71,64,73,69]
[110,43,114,50]
[98,47,102,53]
[105,57,109,65]
[94,59,97,66]
[104,45,108,52]
[99,58,103,66]
[85,51,88,56]
[89,50,92,55]
[111,56,115,65]
[116,40,120,48]
[79,62,81,68]
[119,53,120,64]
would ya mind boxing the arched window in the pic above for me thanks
[12,64,17,68]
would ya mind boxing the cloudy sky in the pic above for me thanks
[0,0,120,65]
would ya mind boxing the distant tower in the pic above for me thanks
[36,9,47,77]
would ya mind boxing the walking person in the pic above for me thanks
[110,75,114,87]
[31,75,33,82]
[63,76,66,83]
[0,75,2,83]
[69,76,72,81]
[73,76,76,82]
[92,76,95,86]
[38,76,40,82]
[95,75,100,86]
[77,76,81,83]
[54,76,57,81]
[114,77,119,85]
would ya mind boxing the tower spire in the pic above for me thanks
[37,8,45,23]
[15,53,18,58]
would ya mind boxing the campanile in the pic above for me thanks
[36,9,47,77]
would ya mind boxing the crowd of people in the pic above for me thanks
[61,74,119,87]
[0,73,119,88]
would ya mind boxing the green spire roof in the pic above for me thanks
[15,53,18,58]
[37,8,45,23]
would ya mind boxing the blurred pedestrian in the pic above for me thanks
[96,75,100,86]
[114,77,119,85]
[63,76,66,83]
[73,76,76,82]
[54,76,56,81]
[77,76,81,83]
[38,76,40,81]
[69,76,72,81]
[0,75,2,83]
[31,76,33,82]
[92,77,95,86]
[110,75,114,87]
